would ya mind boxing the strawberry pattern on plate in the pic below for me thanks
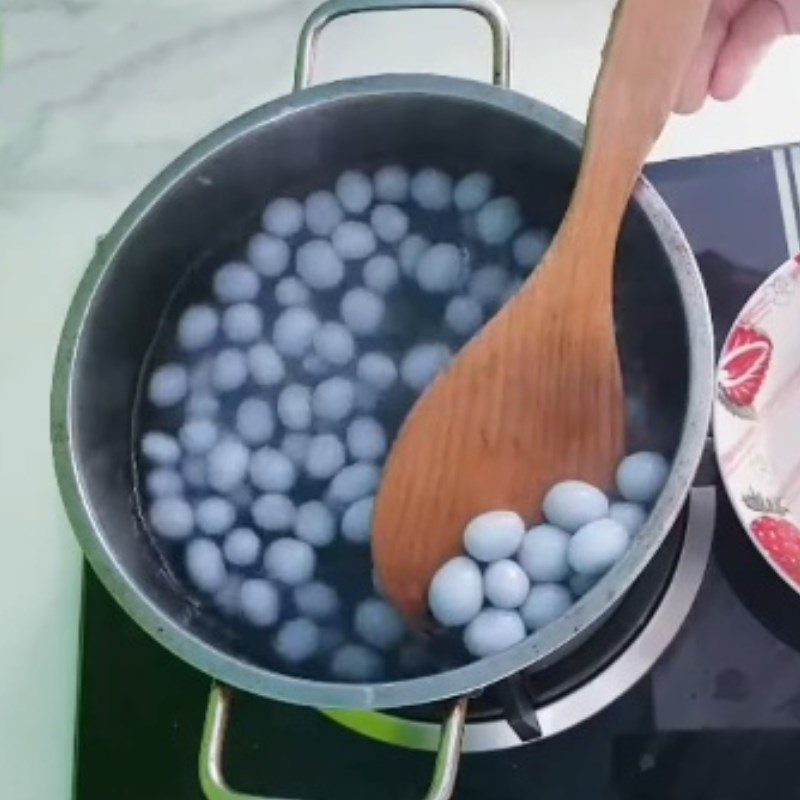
[718,324,773,417]
[714,254,800,593]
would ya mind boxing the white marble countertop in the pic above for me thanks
[1,1,799,797]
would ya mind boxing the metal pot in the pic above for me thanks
[51,0,714,795]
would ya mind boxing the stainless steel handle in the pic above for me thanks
[423,694,468,800]
[199,684,469,800]
[294,0,511,90]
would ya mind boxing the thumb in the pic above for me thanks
[710,0,790,100]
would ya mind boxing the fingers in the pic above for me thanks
[780,0,800,31]
[675,5,730,113]
[710,0,789,100]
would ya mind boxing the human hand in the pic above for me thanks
[676,0,800,112]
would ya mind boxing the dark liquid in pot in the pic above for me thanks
[134,165,548,681]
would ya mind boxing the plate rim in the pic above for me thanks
[713,253,800,593]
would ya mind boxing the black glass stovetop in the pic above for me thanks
[74,145,800,800]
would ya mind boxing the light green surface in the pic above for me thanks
[0,202,84,798]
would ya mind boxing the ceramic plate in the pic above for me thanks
[714,254,800,590]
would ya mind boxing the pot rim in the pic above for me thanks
[51,72,715,710]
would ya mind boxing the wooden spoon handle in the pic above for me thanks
[567,0,713,238]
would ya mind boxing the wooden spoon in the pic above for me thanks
[373,0,713,623]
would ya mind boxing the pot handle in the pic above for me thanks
[294,0,511,90]
[199,683,469,800]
